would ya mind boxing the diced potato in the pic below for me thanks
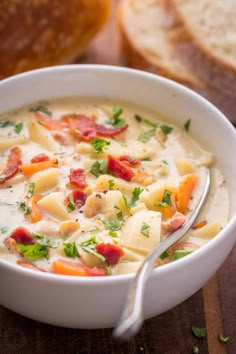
[78,248,103,268]
[192,222,221,239]
[59,220,80,238]
[96,175,136,195]
[30,168,59,193]
[119,247,146,262]
[28,120,58,150]
[121,210,162,253]
[114,261,142,275]
[84,192,106,218]
[76,142,93,154]
[35,220,59,237]
[130,202,147,215]
[175,159,195,176]
[140,181,177,211]
[37,192,71,221]
[0,135,29,152]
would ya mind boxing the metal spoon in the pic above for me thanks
[113,167,210,341]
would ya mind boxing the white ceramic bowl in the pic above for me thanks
[0,65,236,329]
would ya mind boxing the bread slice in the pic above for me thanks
[118,0,204,88]
[165,0,236,97]
[0,0,111,79]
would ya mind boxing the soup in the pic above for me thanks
[0,98,229,276]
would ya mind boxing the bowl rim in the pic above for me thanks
[0,64,236,285]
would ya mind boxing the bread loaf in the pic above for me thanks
[165,0,236,97]
[0,0,111,79]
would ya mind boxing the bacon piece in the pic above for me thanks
[0,146,22,184]
[95,243,125,265]
[31,153,50,163]
[107,155,135,181]
[71,189,87,207]
[17,260,46,272]
[118,155,141,167]
[52,132,68,145]
[35,112,68,130]
[66,114,97,141]
[162,212,186,232]
[69,168,88,188]
[94,123,129,137]
[9,226,34,245]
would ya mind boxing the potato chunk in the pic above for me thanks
[192,222,221,239]
[0,135,29,152]
[29,120,58,150]
[37,192,71,221]
[30,168,59,193]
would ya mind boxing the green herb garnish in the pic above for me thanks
[160,125,173,135]
[90,160,108,177]
[67,194,76,213]
[116,211,124,221]
[130,187,144,207]
[29,105,52,116]
[17,243,48,260]
[172,248,194,261]
[218,332,230,344]
[134,114,157,128]
[159,251,169,260]
[64,242,79,258]
[141,222,150,237]
[106,266,112,276]
[108,179,115,190]
[0,227,8,234]
[103,219,122,232]
[184,118,191,132]
[0,120,15,128]
[140,157,152,161]
[155,189,172,208]
[26,182,35,198]
[80,236,105,262]
[138,128,156,143]
[14,122,23,134]
[109,107,127,128]
[191,326,207,338]
[91,137,110,153]
[17,201,32,217]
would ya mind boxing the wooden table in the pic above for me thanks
[0,2,235,353]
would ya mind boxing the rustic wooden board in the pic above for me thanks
[0,1,235,353]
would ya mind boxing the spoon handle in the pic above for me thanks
[113,168,210,340]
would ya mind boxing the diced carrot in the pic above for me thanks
[52,259,107,277]
[20,158,59,176]
[192,220,207,229]
[35,112,68,130]
[176,174,198,214]
[27,195,43,223]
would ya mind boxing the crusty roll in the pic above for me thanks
[0,0,111,79]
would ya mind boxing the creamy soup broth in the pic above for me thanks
[0,98,229,276]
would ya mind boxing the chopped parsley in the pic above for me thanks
[17,201,32,217]
[141,222,150,237]
[29,105,52,116]
[140,157,152,161]
[26,182,35,198]
[17,243,48,260]
[106,266,112,276]
[90,160,107,177]
[103,219,122,232]
[0,120,15,128]
[155,189,172,208]
[134,114,157,128]
[108,179,115,190]
[64,242,79,258]
[33,233,51,247]
[14,122,23,134]
[218,332,230,344]
[109,107,127,128]
[80,236,105,262]
[172,248,194,261]
[138,128,156,143]
[91,137,110,153]
[184,118,191,132]
[159,251,169,260]
[130,187,144,207]
[67,194,76,213]
[116,211,124,221]
[0,227,8,234]
[191,326,207,338]
[160,124,173,135]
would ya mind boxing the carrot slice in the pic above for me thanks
[52,259,107,277]
[28,195,43,223]
[35,112,68,130]
[20,158,59,176]
[176,174,198,214]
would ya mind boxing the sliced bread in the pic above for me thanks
[165,0,236,97]
[118,0,204,88]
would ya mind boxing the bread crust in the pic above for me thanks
[165,0,236,97]
[0,0,111,79]
[118,0,204,89]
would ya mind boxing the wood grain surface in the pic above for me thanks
[0,1,235,353]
